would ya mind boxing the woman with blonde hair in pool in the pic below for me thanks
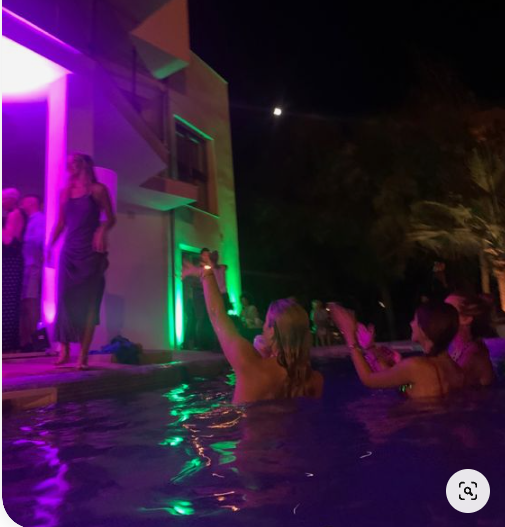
[183,260,323,403]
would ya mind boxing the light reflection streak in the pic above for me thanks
[32,441,70,527]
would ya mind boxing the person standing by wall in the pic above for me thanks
[19,195,45,351]
[48,154,116,369]
[2,188,25,352]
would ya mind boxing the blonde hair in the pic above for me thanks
[266,299,313,398]
[69,153,97,184]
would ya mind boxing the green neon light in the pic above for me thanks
[174,115,214,141]
[175,244,201,348]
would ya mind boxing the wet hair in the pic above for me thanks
[415,301,459,356]
[69,153,97,184]
[450,292,496,339]
[266,298,312,398]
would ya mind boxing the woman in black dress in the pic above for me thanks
[49,154,115,369]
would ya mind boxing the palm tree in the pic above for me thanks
[410,147,505,311]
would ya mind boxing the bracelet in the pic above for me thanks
[200,266,214,280]
[348,343,363,352]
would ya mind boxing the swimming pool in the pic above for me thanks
[3,358,505,527]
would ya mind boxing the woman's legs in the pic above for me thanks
[55,342,70,365]
[78,307,97,369]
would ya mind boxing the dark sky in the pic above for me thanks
[189,0,504,118]
[188,0,505,275]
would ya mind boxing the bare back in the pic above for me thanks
[405,354,465,398]
[457,341,495,387]
[233,342,324,404]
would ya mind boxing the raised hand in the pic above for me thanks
[328,303,358,346]
[182,260,201,280]
[357,323,375,350]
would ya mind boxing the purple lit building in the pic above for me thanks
[2,0,241,353]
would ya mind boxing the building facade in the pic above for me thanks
[2,0,241,351]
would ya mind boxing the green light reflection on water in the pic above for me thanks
[210,440,238,465]
[163,384,190,403]
[159,436,184,447]
[139,499,195,516]
[225,372,236,386]
[171,457,205,483]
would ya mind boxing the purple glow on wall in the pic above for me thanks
[43,76,68,328]
[1,37,68,100]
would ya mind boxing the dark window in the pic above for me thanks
[175,122,209,210]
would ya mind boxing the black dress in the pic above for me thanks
[2,214,24,352]
[54,195,108,343]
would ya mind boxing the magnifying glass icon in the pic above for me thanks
[464,487,474,497]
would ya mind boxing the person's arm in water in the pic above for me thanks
[330,304,416,389]
[92,183,116,253]
[183,262,259,371]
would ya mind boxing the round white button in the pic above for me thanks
[446,469,490,513]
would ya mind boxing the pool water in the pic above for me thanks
[3,359,505,527]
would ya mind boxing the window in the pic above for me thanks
[175,122,209,211]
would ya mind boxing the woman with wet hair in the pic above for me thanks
[183,259,323,403]
[445,293,496,387]
[49,153,116,369]
[331,301,464,398]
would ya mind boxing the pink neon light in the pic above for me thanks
[1,37,68,100]
[43,76,68,327]
[3,8,82,54]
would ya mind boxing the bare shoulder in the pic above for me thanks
[231,337,263,371]
[399,356,427,371]
[472,340,490,356]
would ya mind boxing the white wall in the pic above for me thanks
[94,207,170,351]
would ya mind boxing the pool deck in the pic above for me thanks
[2,350,230,410]
[3,339,504,411]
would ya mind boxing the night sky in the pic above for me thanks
[188,0,505,278]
